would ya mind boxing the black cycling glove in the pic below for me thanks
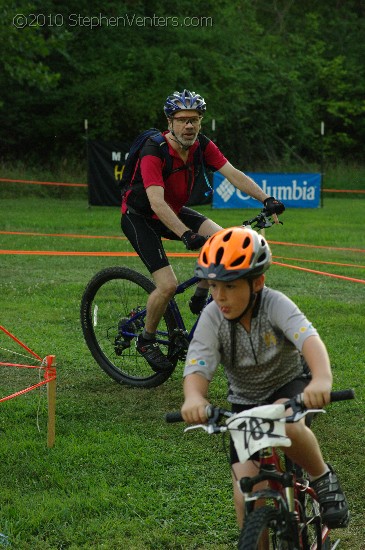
[263,196,285,215]
[181,230,207,251]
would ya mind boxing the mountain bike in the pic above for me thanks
[80,209,276,389]
[166,389,355,550]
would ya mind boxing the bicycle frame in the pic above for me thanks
[239,447,333,549]
[120,274,212,348]
[166,275,200,334]
[168,275,214,338]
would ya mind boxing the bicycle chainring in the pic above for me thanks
[168,329,189,362]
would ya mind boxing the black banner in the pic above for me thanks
[87,140,128,206]
[87,139,212,207]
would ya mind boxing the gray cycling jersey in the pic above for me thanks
[184,286,319,405]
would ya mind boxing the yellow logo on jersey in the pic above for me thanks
[294,326,308,340]
[188,358,206,367]
[264,332,277,346]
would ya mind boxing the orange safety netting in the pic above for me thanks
[0,325,56,403]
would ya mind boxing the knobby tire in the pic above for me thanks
[238,505,296,550]
[80,267,179,388]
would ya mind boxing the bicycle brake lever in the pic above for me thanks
[184,424,228,434]
[288,409,326,423]
[184,424,214,434]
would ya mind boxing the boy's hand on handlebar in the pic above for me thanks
[303,379,332,409]
[181,397,210,424]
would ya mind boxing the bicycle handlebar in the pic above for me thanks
[326,389,355,402]
[165,390,355,424]
[166,411,185,423]
[241,208,282,230]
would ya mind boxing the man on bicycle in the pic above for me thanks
[181,226,349,530]
[122,89,285,373]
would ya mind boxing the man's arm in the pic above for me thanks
[218,161,285,219]
[219,161,269,203]
[146,185,188,237]
[146,186,206,249]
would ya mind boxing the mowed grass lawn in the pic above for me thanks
[0,194,364,549]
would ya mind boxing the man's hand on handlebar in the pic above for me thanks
[242,209,281,229]
[263,196,285,216]
[181,230,207,251]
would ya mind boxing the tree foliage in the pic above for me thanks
[0,0,364,167]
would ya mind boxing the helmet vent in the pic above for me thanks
[257,252,267,264]
[222,230,233,242]
[230,255,246,267]
[242,236,251,249]
[202,251,208,264]
[215,247,224,265]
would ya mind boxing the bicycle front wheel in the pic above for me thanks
[238,506,296,550]
[80,267,179,388]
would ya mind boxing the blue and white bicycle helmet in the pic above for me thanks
[164,89,207,117]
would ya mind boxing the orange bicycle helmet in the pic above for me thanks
[195,226,272,281]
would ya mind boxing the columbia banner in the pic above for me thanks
[213,172,321,209]
[88,139,212,207]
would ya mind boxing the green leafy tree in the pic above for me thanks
[0,0,364,165]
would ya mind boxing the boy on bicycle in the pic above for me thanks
[181,226,349,530]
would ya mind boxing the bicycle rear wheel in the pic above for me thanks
[238,506,297,550]
[80,267,179,388]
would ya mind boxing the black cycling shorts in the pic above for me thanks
[229,376,309,465]
[121,206,208,274]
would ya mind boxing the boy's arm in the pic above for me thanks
[181,373,210,424]
[301,335,333,409]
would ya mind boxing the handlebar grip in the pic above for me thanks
[330,389,355,402]
[165,412,184,423]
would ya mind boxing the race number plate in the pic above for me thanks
[226,404,291,463]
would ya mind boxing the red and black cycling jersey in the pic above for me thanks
[122,131,227,218]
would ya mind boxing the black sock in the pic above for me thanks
[141,329,155,341]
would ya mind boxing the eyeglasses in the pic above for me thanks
[172,116,202,126]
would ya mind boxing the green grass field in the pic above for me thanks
[0,193,364,549]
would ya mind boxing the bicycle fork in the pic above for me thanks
[239,468,301,546]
